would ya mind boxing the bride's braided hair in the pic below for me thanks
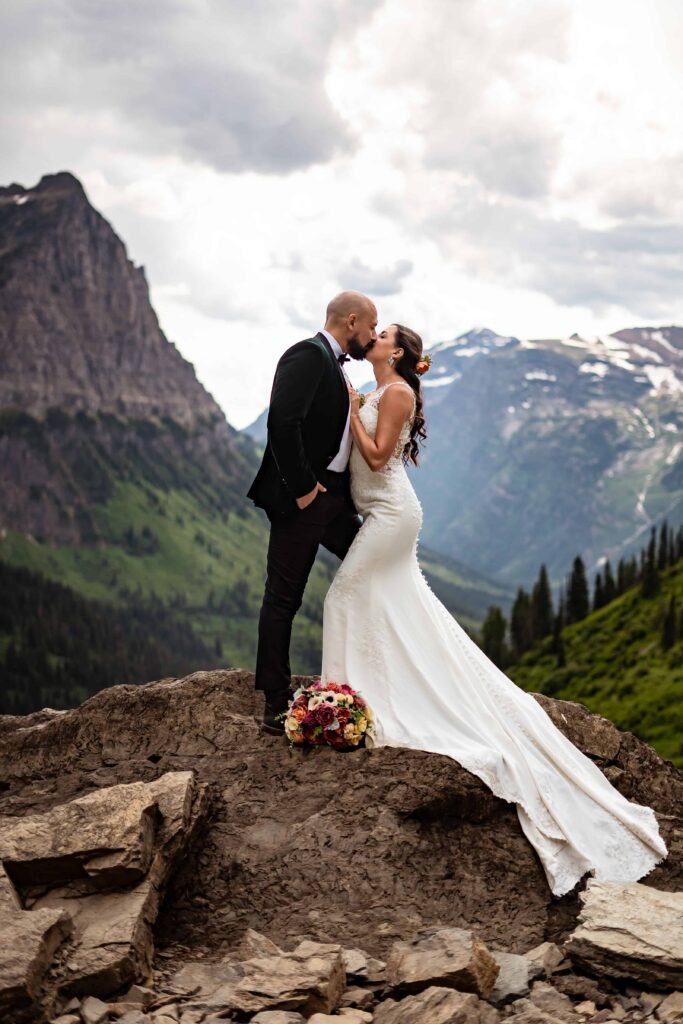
[393,324,428,466]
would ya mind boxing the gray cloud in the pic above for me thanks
[382,178,683,318]
[339,257,413,296]
[1,0,381,174]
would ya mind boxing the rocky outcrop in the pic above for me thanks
[0,668,682,1021]
[0,771,207,1021]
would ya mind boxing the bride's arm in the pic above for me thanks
[348,384,414,472]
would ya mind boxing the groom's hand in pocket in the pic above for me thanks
[296,482,327,510]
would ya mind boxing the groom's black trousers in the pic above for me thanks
[255,469,362,701]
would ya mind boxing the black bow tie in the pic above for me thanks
[337,351,350,364]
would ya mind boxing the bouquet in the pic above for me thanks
[276,679,375,750]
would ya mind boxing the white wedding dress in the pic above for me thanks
[321,381,669,897]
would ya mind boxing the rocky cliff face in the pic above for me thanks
[0,172,257,547]
[0,670,681,1021]
[0,172,222,428]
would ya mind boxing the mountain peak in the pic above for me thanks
[0,170,224,428]
[36,170,88,197]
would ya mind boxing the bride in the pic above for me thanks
[320,322,669,898]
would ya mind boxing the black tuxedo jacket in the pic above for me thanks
[247,332,351,516]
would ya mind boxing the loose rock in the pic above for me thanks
[386,926,500,999]
[80,994,110,1024]
[488,952,544,1005]
[374,984,499,1023]
[656,991,683,1022]
[523,943,566,977]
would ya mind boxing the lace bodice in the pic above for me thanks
[359,381,416,464]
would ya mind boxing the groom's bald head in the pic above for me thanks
[324,290,378,359]
[325,290,377,324]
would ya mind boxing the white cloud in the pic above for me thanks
[1,0,682,427]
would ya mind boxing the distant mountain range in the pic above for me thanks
[0,172,505,711]
[417,325,683,588]
[245,325,683,591]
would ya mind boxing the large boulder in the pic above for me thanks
[565,879,683,989]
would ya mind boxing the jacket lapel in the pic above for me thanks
[316,331,350,422]
[316,331,347,384]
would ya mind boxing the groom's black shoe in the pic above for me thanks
[261,689,291,735]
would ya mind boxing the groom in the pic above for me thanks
[247,291,378,733]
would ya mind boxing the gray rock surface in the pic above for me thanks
[488,951,545,1005]
[565,879,683,988]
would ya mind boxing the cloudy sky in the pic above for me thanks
[2,0,683,426]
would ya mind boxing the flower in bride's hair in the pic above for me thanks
[415,352,432,376]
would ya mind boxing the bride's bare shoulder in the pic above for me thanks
[379,381,415,406]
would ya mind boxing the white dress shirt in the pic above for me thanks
[320,328,353,472]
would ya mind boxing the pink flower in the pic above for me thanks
[339,684,354,694]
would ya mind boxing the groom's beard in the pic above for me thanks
[347,335,376,360]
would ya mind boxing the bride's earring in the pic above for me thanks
[387,355,396,367]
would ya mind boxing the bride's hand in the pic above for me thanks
[347,382,361,415]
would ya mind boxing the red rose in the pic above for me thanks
[336,708,350,724]
[315,705,336,726]
[303,711,318,727]
[339,684,354,694]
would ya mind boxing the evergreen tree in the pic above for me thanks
[662,594,677,650]
[510,588,534,659]
[530,564,554,640]
[657,520,669,571]
[566,556,589,623]
[641,527,661,598]
[603,559,616,603]
[481,606,508,668]
[550,597,565,663]
[592,572,605,611]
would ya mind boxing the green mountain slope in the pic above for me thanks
[508,559,683,767]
